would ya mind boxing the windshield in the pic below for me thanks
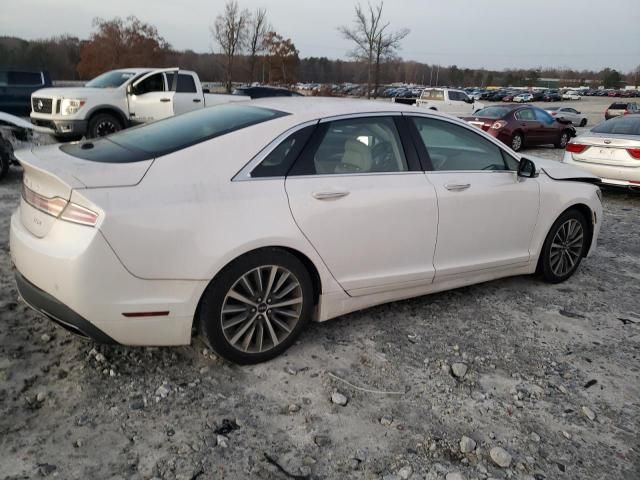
[61,104,288,162]
[85,70,141,88]
[591,116,640,135]
[471,106,512,119]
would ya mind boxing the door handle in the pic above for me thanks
[193,98,202,103]
[160,98,171,103]
[444,183,471,191]
[312,191,350,200]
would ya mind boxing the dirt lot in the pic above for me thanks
[1,97,639,480]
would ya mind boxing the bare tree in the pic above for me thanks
[212,0,249,92]
[247,8,269,84]
[338,1,409,98]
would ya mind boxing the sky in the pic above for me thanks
[2,0,639,72]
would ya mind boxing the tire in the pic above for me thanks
[511,133,523,152]
[87,113,123,139]
[579,118,587,127]
[198,248,314,364]
[0,135,12,180]
[539,209,589,283]
[555,130,570,149]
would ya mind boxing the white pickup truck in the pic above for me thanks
[30,68,248,139]
[414,88,483,116]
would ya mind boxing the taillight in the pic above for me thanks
[491,120,508,130]
[551,112,557,116]
[627,148,640,160]
[22,183,98,227]
[22,184,67,217]
[624,109,630,115]
[60,203,99,226]
[566,143,588,154]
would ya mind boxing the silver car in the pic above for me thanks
[545,107,588,127]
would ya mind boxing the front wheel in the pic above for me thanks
[555,130,570,148]
[580,118,587,127]
[199,249,314,364]
[539,210,588,283]
[87,113,123,139]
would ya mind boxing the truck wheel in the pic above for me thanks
[87,113,123,138]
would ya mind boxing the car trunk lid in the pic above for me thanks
[15,144,152,237]
[567,134,640,167]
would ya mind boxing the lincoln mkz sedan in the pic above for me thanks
[10,98,602,364]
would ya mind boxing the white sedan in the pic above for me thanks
[562,91,582,100]
[10,98,603,364]
[563,114,640,187]
[546,107,588,127]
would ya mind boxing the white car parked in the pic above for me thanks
[414,88,483,116]
[546,107,588,127]
[11,98,602,364]
[513,93,533,103]
[563,114,640,187]
[562,91,581,101]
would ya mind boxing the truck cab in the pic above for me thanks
[30,68,246,139]
[415,88,483,116]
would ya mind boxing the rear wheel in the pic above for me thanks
[87,113,123,139]
[539,209,588,283]
[579,118,587,127]
[199,249,314,364]
[511,133,523,151]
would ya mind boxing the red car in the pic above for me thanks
[462,105,576,152]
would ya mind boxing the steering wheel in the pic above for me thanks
[372,141,394,170]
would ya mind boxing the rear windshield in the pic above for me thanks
[591,116,640,135]
[471,106,512,119]
[608,103,627,109]
[61,104,288,163]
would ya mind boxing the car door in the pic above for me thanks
[407,115,540,279]
[514,108,541,144]
[285,114,439,296]
[534,108,561,144]
[172,73,203,115]
[127,69,177,124]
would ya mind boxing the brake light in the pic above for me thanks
[60,203,99,226]
[22,184,67,217]
[566,143,588,154]
[627,148,640,159]
[551,112,557,116]
[491,120,508,130]
[21,183,98,227]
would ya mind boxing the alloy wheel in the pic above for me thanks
[220,265,303,354]
[560,132,569,148]
[511,134,522,151]
[549,219,584,277]
[96,120,119,137]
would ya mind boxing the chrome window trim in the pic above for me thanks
[232,120,319,181]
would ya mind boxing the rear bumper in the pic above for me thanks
[30,117,87,137]
[563,152,640,186]
[15,272,117,344]
[10,208,206,346]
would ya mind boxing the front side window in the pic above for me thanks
[133,73,165,95]
[291,117,408,175]
[534,108,554,124]
[411,117,511,171]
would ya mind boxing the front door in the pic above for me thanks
[285,115,438,296]
[407,115,540,279]
[127,69,177,124]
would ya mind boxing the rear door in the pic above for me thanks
[407,115,539,278]
[127,68,177,124]
[514,108,541,143]
[285,114,438,296]
[172,72,204,115]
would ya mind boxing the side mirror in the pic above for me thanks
[202,88,210,93]
[518,158,537,178]
[576,111,581,114]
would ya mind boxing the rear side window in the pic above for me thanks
[251,125,316,178]
[176,74,197,93]
[61,104,288,162]
[591,116,640,135]
[8,71,42,85]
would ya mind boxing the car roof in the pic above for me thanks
[248,97,455,123]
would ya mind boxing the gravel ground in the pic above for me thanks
[1,97,639,480]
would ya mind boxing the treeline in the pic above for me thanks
[1,32,637,88]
